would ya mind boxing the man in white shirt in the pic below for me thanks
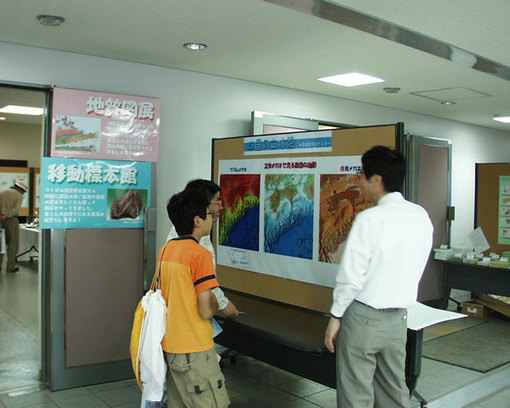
[167,179,239,317]
[324,146,433,408]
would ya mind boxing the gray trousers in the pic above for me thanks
[336,300,409,408]
[0,217,19,272]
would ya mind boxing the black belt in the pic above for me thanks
[355,300,404,312]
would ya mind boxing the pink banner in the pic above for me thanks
[51,88,159,162]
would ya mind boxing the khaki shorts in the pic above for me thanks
[165,347,230,408]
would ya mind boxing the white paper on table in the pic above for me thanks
[468,227,490,253]
[407,302,465,331]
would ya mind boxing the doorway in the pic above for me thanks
[0,85,47,393]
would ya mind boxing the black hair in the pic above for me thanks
[184,179,221,202]
[361,145,405,193]
[167,190,210,236]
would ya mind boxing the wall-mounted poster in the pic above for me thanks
[499,176,510,245]
[216,155,372,287]
[40,157,151,229]
[50,87,159,162]
[0,167,30,216]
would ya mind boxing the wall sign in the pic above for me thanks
[40,157,151,229]
[50,87,159,162]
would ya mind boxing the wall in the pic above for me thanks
[1,41,508,252]
[0,122,42,167]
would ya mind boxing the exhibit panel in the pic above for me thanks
[475,163,510,254]
[212,124,401,313]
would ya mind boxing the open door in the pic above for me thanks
[405,135,452,305]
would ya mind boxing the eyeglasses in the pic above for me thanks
[207,211,217,219]
[210,199,222,205]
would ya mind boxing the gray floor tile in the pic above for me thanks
[227,375,271,394]
[0,390,52,408]
[276,378,329,398]
[86,380,130,393]
[276,399,322,408]
[47,387,92,403]
[250,367,300,386]
[473,394,510,408]
[53,394,108,408]
[94,387,141,406]
[303,389,337,408]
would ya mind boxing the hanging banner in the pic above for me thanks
[40,157,151,229]
[216,155,370,288]
[244,131,332,155]
[499,175,510,245]
[50,87,159,162]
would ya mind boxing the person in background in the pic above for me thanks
[162,189,230,407]
[167,179,239,317]
[0,181,28,273]
[324,146,433,408]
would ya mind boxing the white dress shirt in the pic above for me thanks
[330,192,433,318]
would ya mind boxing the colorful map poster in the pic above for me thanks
[499,176,510,245]
[50,87,159,162]
[264,174,314,259]
[40,157,151,229]
[219,174,260,251]
[319,174,373,263]
[216,155,364,288]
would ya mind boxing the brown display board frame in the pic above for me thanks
[475,162,510,255]
[212,124,402,313]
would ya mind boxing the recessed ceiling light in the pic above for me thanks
[493,116,510,123]
[183,42,207,51]
[0,105,44,115]
[37,15,65,27]
[441,101,456,106]
[318,72,384,87]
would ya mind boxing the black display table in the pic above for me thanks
[443,260,510,298]
[215,289,423,399]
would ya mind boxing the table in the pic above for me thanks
[17,224,39,261]
[215,290,426,402]
[443,260,510,298]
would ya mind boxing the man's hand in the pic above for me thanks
[221,300,239,317]
[324,317,341,353]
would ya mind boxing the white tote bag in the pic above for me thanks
[139,288,167,407]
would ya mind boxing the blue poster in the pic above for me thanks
[41,157,151,229]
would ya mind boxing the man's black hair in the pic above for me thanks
[167,190,209,236]
[184,179,221,202]
[362,145,405,193]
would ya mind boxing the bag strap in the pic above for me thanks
[150,246,167,291]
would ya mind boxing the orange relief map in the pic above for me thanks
[319,174,373,263]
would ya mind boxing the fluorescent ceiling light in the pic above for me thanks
[0,105,44,115]
[493,116,510,123]
[318,72,384,87]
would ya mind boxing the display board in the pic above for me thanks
[212,124,401,313]
[475,163,510,254]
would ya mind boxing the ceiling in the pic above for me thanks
[1,0,510,132]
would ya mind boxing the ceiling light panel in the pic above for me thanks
[493,116,510,123]
[318,72,384,87]
[0,105,44,115]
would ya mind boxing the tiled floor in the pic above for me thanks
[1,263,510,408]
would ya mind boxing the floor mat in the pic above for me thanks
[422,319,510,372]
